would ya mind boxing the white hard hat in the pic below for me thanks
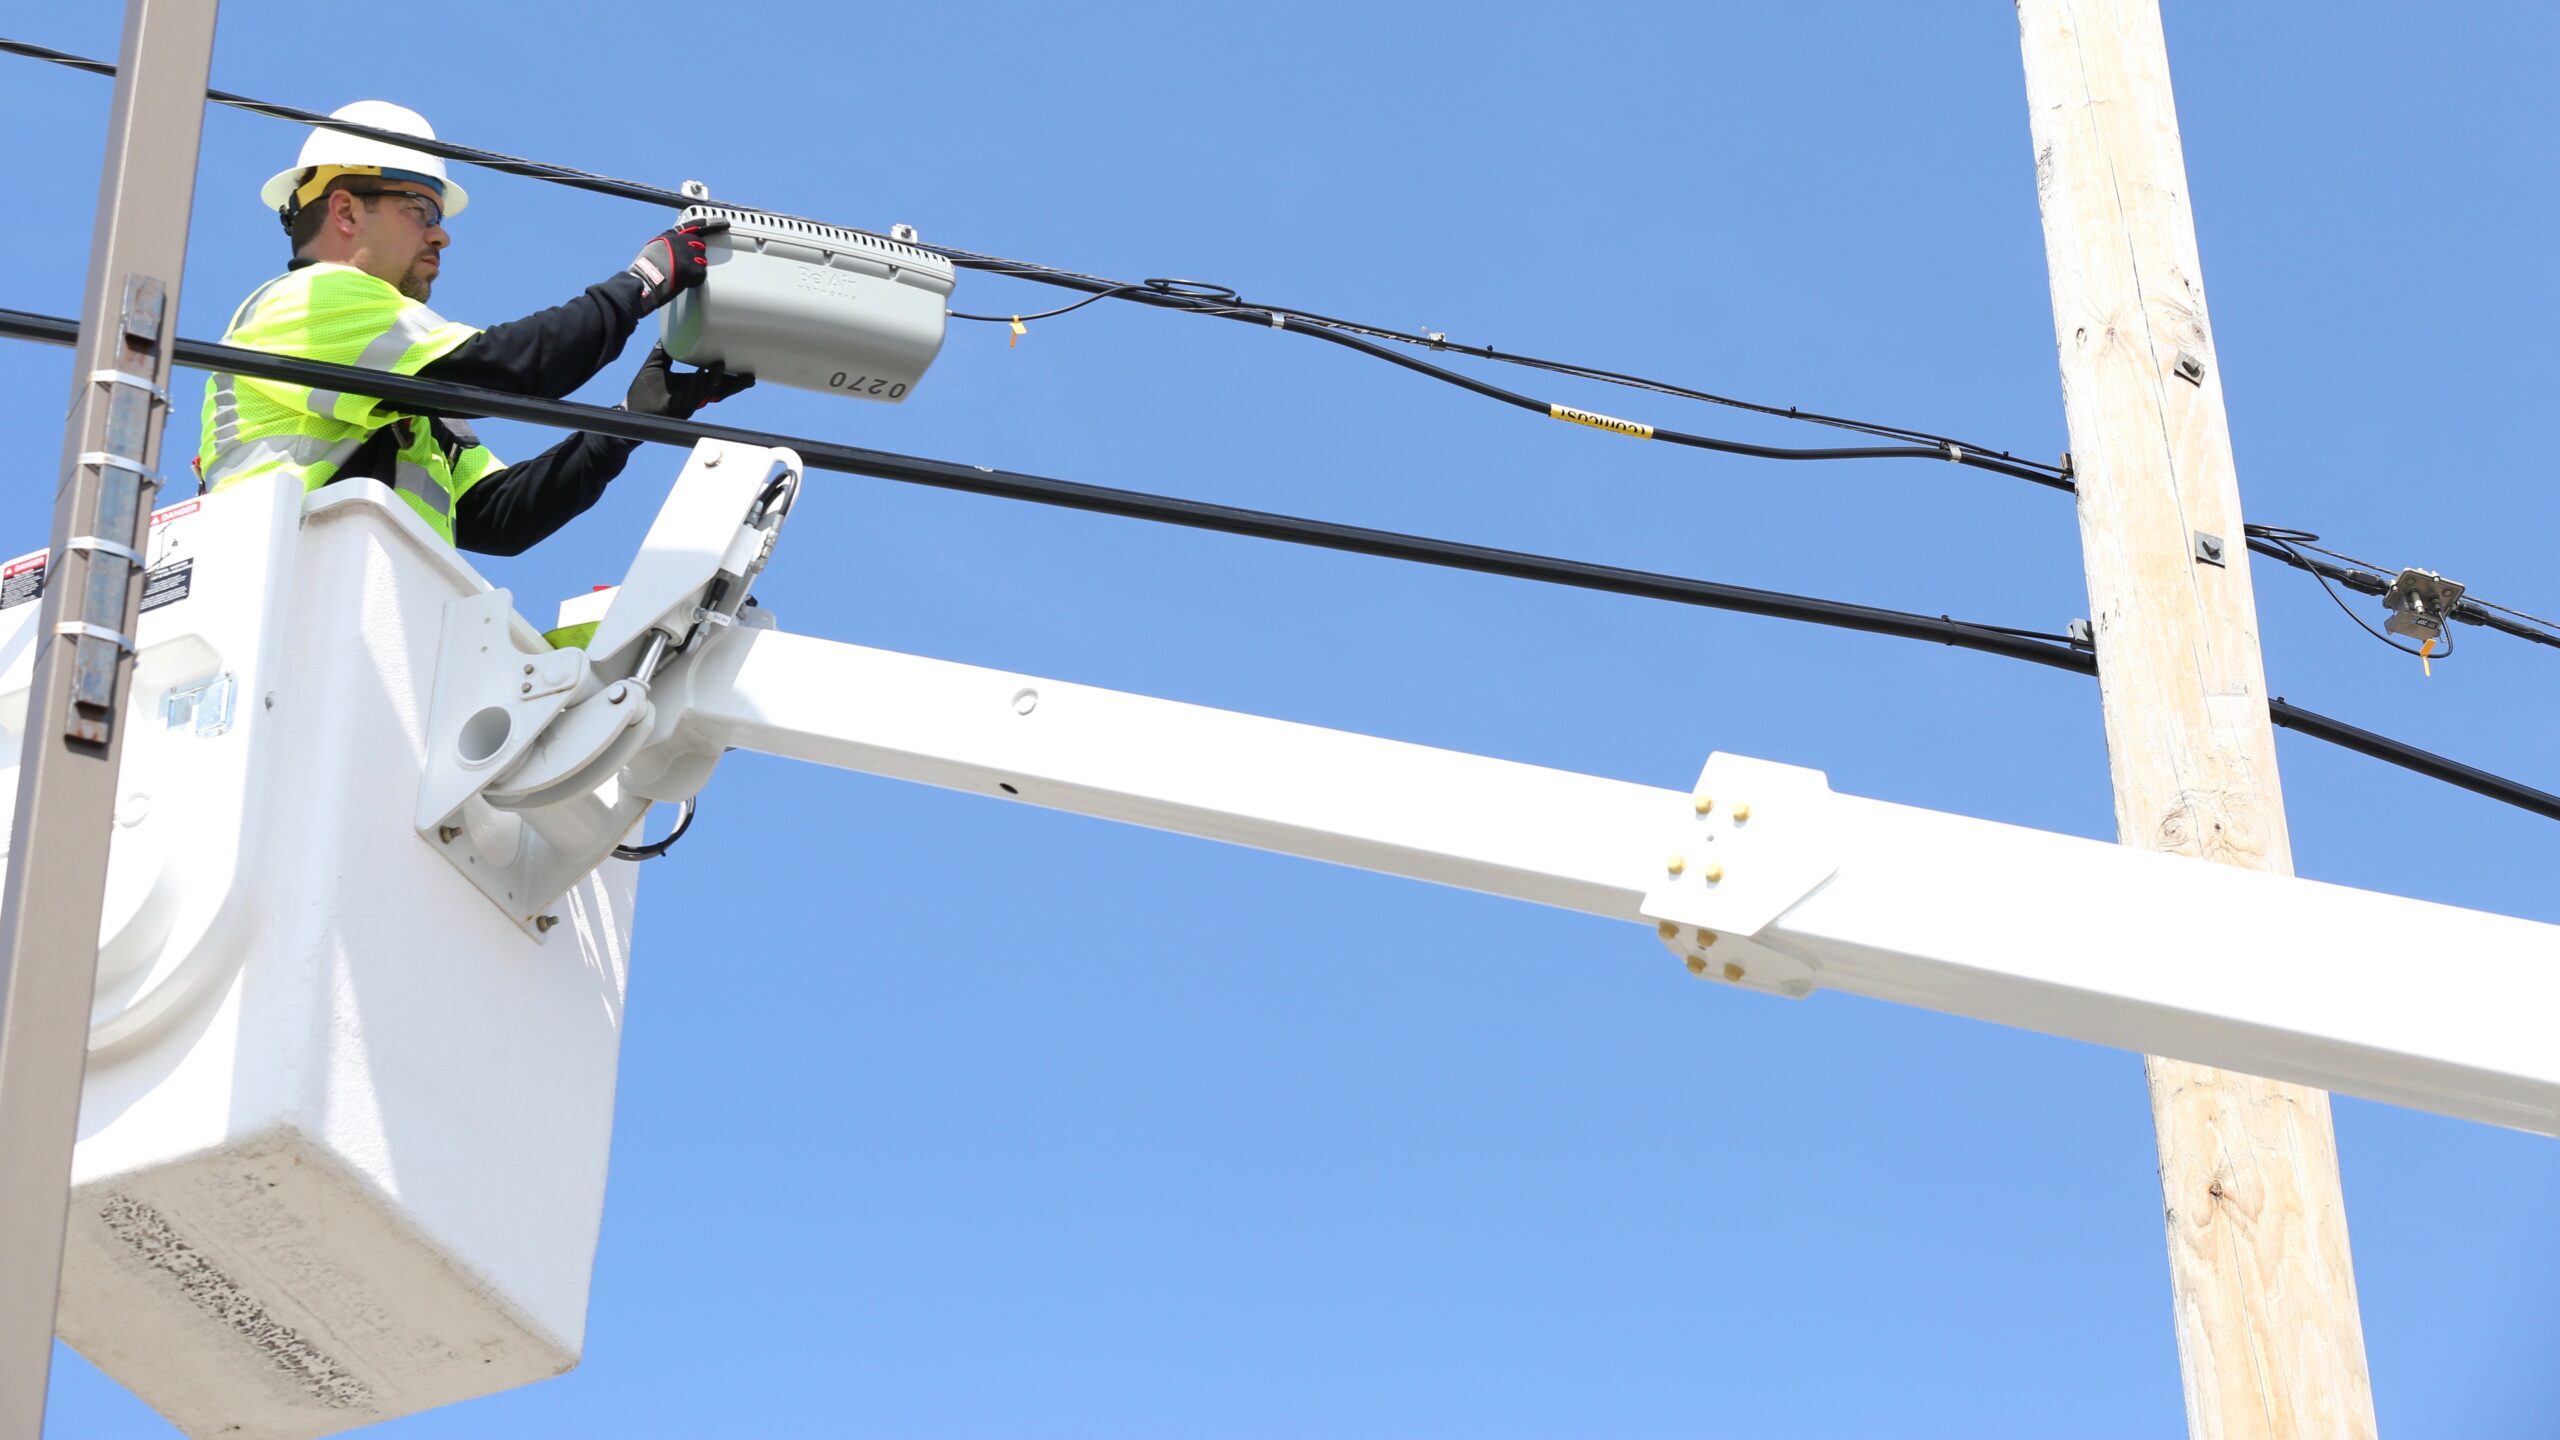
[260,100,470,221]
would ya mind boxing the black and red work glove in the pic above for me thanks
[623,342,754,419]
[626,216,729,312]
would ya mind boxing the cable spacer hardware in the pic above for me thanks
[1268,311,1286,329]
[86,369,168,403]
[55,621,136,653]
[64,534,146,567]
[1942,441,1964,463]
[75,449,153,476]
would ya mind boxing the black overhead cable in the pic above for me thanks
[2262,701,2558,821]
[26,31,2560,657]
[0,36,2069,489]
[0,306,2090,671]
[2,305,2553,825]
[2246,526,2560,652]
[15,34,2560,651]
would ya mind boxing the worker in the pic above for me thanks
[198,100,752,555]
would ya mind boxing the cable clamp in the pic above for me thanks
[64,534,146,568]
[1942,441,1964,463]
[55,621,136,653]
[75,449,153,476]
[87,368,168,403]
[1268,311,1287,329]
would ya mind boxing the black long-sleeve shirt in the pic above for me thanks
[415,270,651,555]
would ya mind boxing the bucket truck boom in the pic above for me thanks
[428,438,2560,1139]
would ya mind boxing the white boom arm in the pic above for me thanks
[421,441,2560,1137]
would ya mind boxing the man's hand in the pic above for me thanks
[623,343,755,418]
[627,216,729,313]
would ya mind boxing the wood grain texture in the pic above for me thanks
[2016,2,2377,1435]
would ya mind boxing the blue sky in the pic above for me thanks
[9,2,2558,1435]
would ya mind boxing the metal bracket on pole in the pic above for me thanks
[56,277,167,744]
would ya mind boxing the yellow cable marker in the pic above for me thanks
[2420,635,2436,678]
[1008,316,1028,348]
[1548,402,1655,440]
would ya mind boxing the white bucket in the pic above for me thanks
[0,476,637,1440]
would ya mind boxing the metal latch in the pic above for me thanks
[162,672,236,737]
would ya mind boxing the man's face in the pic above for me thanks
[344,182,449,301]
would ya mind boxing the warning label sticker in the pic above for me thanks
[0,496,207,616]
[1,552,45,611]
[140,559,194,615]
[147,509,198,572]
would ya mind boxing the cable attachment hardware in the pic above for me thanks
[1942,441,1964,463]
[2383,568,2466,646]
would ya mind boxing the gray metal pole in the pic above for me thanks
[0,0,219,1431]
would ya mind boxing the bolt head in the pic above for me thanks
[1665,854,1685,876]
[1722,962,1745,983]
[1684,954,1709,977]
[1692,794,1714,815]
[1731,802,1752,823]
[1702,863,1725,883]
[1656,920,1679,940]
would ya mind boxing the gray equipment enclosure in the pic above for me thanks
[661,204,953,402]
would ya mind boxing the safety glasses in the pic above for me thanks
[352,187,445,231]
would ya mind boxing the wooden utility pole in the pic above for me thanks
[2016,3,2376,1435]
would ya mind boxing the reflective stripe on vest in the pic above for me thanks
[205,433,451,529]
[200,432,356,489]
[307,304,451,422]
[392,457,451,520]
[196,266,486,547]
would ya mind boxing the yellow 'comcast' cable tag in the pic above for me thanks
[1009,317,1027,348]
[2420,636,2436,678]
[1549,403,1655,440]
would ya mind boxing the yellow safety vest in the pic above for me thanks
[198,264,504,544]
